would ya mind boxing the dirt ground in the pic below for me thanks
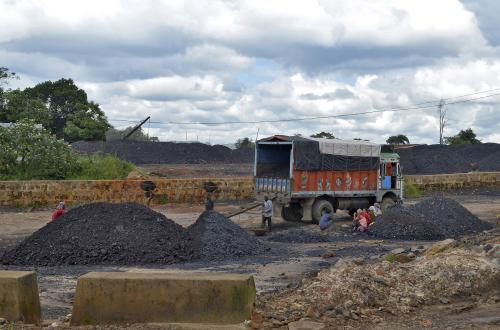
[0,190,499,329]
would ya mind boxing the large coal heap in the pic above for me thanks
[2,204,268,266]
[370,197,493,240]
[2,203,193,266]
[72,140,254,165]
[397,143,500,175]
[187,211,270,261]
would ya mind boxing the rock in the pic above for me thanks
[305,306,320,318]
[322,251,335,258]
[394,254,413,263]
[341,224,350,228]
[288,320,326,330]
[407,252,416,259]
[391,248,406,255]
[352,258,364,265]
[250,313,263,329]
[483,244,493,252]
[63,314,72,322]
[370,255,380,260]
[440,297,450,304]
[486,244,500,258]
[472,245,484,254]
[425,239,456,256]
[0,318,6,325]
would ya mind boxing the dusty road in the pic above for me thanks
[0,191,499,326]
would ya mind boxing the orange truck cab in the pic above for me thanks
[254,135,403,223]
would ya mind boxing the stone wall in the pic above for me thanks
[405,172,500,191]
[0,172,498,208]
[0,177,254,208]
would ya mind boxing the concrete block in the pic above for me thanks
[71,272,256,325]
[0,271,41,324]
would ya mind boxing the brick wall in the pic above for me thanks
[0,172,498,208]
[0,177,254,208]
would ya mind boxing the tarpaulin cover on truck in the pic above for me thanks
[258,135,380,171]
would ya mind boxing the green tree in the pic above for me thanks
[444,128,481,145]
[0,119,78,179]
[0,89,51,128]
[386,134,410,145]
[311,131,335,139]
[235,137,255,149]
[106,126,152,141]
[24,78,110,141]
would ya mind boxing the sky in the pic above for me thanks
[1,0,500,144]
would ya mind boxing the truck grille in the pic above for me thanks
[255,178,291,193]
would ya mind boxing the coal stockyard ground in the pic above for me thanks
[73,140,500,175]
[0,188,498,325]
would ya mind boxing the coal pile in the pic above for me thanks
[396,143,500,174]
[2,203,193,266]
[72,140,254,165]
[187,211,270,261]
[369,197,493,240]
[369,205,445,240]
[266,229,333,243]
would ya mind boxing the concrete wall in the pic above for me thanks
[0,172,498,207]
[0,177,254,207]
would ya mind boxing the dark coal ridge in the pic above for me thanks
[369,197,493,240]
[72,140,254,165]
[266,228,334,243]
[1,203,193,266]
[397,143,500,175]
[187,211,270,261]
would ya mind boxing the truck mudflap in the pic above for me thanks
[255,177,291,194]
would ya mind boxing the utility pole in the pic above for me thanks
[438,99,447,145]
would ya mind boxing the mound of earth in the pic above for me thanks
[369,197,493,240]
[1,203,193,266]
[72,140,254,165]
[266,228,333,243]
[187,211,270,261]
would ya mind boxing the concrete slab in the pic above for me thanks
[71,272,256,325]
[0,271,41,324]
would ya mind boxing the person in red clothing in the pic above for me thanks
[51,202,65,221]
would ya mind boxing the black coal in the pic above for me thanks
[187,211,270,261]
[369,197,493,240]
[266,229,334,243]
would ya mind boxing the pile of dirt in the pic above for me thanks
[72,140,254,165]
[187,211,270,261]
[254,245,500,327]
[1,203,193,266]
[396,143,500,174]
[266,228,333,243]
[370,197,493,240]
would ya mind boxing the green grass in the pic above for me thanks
[404,180,422,198]
[68,154,135,180]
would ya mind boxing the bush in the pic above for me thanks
[404,180,422,198]
[0,120,78,180]
[68,154,135,180]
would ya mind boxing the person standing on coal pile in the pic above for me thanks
[262,196,273,231]
[205,193,214,211]
[319,208,333,231]
[51,201,65,221]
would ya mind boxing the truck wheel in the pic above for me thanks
[281,203,303,222]
[381,196,396,212]
[312,199,334,224]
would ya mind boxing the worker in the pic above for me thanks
[205,193,214,211]
[51,201,65,221]
[370,203,382,216]
[262,196,273,231]
[352,209,369,233]
[319,209,333,230]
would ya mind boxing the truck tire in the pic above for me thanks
[281,203,303,222]
[312,199,334,224]
[381,196,396,212]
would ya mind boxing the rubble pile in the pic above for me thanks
[370,197,492,240]
[255,244,500,326]
[187,211,270,261]
[1,203,192,266]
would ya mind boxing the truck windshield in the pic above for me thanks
[256,143,292,178]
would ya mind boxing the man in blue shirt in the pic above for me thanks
[319,209,333,230]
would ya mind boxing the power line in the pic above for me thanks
[107,88,500,126]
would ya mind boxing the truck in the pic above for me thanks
[254,135,403,222]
